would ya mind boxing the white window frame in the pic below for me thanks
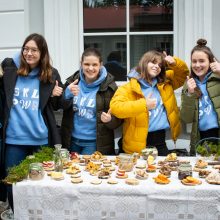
[79,0,174,78]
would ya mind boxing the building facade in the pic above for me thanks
[0,0,220,82]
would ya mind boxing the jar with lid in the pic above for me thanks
[118,153,134,172]
[178,163,192,180]
[29,163,45,180]
[60,148,70,164]
[141,146,158,160]
[54,144,63,172]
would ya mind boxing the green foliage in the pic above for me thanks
[196,145,209,157]
[3,146,54,184]
[196,141,220,159]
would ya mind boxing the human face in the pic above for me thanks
[191,51,210,81]
[147,60,162,80]
[81,55,102,83]
[22,40,40,69]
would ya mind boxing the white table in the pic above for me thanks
[13,157,220,220]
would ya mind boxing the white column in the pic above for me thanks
[43,0,81,82]
[212,0,220,59]
[175,0,213,66]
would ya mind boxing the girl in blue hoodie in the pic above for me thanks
[0,33,63,213]
[180,39,220,155]
[61,48,121,155]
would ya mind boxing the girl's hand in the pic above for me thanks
[186,76,197,94]
[146,93,157,110]
[210,58,220,74]
[68,79,79,96]
[52,80,63,97]
[101,109,112,123]
[163,51,176,66]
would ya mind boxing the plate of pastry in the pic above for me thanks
[181,176,202,186]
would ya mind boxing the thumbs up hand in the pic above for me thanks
[210,58,220,74]
[186,76,197,94]
[101,109,112,123]
[52,80,63,97]
[146,93,157,110]
[68,79,79,96]
[163,51,176,66]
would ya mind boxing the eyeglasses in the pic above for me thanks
[22,47,40,54]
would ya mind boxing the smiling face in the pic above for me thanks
[81,55,102,83]
[191,51,210,81]
[147,60,162,80]
[22,40,41,69]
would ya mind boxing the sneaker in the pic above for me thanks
[1,209,14,220]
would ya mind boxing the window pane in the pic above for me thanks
[129,0,173,31]
[130,35,173,68]
[83,0,126,33]
[84,36,127,81]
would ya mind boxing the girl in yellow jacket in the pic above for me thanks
[110,50,189,155]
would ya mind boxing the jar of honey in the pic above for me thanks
[178,164,192,180]
[118,153,134,172]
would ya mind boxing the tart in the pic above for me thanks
[116,169,128,179]
[206,170,220,184]
[107,179,118,184]
[195,159,208,169]
[43,161,54,171]
[181,176,201,185]
[165,153,177,161]
[90,179,102,185]
[159,165,172,177]
[51,172,64,180]
[135,169,148,180]
[71,177,83,184]
[66,165,81,174]
[146,164,157,172]
[198,170,211,178]
[153,174,170,184]
[125,178,139,185]
[98,168,111,179]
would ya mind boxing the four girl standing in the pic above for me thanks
[0,35,219,185]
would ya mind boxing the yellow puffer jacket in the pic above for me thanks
[110,57,189,154]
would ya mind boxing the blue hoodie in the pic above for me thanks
[65,66,107,140]
[6,53,48,145]
[128,69,169,132]
[195,72,218,131]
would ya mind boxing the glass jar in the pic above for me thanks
[54,144,63,172]
[29,163,44,180]
[178,164,192,180]
[118,153,134,172]
[60,148,70,164]
[142,147,158,160]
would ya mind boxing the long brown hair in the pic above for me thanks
[135,50,166,83]
[17,33,53,83]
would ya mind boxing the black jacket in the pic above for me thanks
[61,71,122,155]
[0,58,62,168]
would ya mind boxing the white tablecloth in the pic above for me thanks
[13,157,220,220]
